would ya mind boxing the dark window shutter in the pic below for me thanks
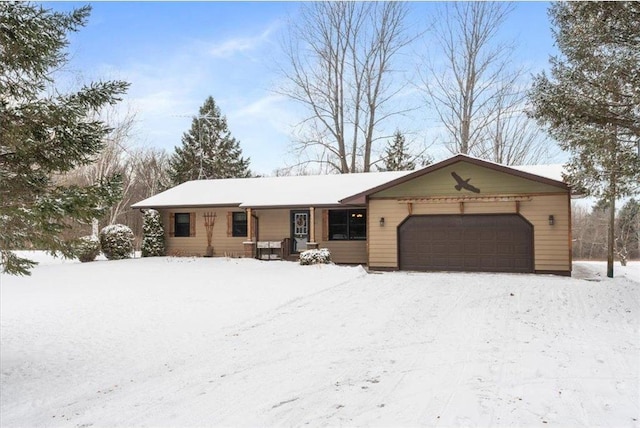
[227,212,232,237]
[189,213,196,237]
[169,213,175,237]
[322,210,329,242]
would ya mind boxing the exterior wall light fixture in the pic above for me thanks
[548,215,555,226]
[379,217,385,227]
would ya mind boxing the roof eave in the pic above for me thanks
[130,202,242,210]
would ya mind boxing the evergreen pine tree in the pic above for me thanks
[0,3,128,275]
[169,96,251,185]
[377,130,429,171]
[529,2,640,277]
[616,199,639,265]
[141,209,165,257]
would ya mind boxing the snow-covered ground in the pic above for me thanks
[1,253,638,427]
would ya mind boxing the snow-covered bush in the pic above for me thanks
[141,209,165,257]
[299,248,332,265]
[74,235,101,262]
[100,224,134,260]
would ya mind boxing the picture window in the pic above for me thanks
[329,209,366,240]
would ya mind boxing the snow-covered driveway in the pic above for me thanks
[1,255,638,427]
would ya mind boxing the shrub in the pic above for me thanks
[100,224,134,260]
[74,235,101,262]
[299,248,332,265]
[142,209,165,257]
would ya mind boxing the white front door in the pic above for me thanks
[291,211,309,253]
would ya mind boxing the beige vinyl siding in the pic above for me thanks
[368,194,570,272]
[373,161,563,198]
[464,201,518,214]
[162,207,246,257]
[520,194,570,272]
[253,209,290,241]
[368,199,414,268]
[320,240,367,264]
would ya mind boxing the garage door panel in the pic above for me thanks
[448,242,464,253]
[464,258,481,269]
[399,214,533,273]
[449,229,464,240]
[431,229,448,240]
[514,259,531,269]
[478,229,495,240]
[513,244,530,255]
[479,255,497,267]
[497,244,515,255]
[464,241,480,253]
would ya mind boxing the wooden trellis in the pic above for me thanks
[204,212,217,256]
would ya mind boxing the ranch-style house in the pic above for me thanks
[132,154,573,276]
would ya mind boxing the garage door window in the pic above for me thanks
[329,209,366,240]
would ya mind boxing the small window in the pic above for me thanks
[174,213,191,237]
[329,209,366,240]
[232,212,247,237]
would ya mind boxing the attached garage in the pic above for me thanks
[398,214,533,273]
[340,154,573,276]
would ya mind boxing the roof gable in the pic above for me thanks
[340,155,569,204]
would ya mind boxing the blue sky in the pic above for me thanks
[46,1,560,175]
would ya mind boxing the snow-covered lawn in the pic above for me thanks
[1,254,638,427]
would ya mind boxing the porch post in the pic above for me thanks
[307,207,319,250]
[246,208,253,240]
[243,207,256,258]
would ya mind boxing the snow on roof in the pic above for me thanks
[131,170,413,209]
[510,164,566,182]
[440,153,566,183]
[131,155,569,210]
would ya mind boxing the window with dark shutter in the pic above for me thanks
[174,213,191,237]
[232,212,247,237]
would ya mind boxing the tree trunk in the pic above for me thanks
[92,218,99,237]
[607,129,617,278]
[607,196,615,278]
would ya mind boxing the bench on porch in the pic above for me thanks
[256,238,291,261]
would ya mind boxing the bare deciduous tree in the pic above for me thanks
[131,147,171,198]
[58,105,137,235]
[123,146,171,243]
[279,2,411,173]
[80,107,137,227]
[56,103,174,246]
[481,89,552,165]
[572,204,608,260]
[420,2,551,164]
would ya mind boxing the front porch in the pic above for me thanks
[162,206,369,265]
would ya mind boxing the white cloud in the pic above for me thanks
[209,24,278,58]
[226,94,302,175]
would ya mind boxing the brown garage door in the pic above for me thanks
[398,214,533,273]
